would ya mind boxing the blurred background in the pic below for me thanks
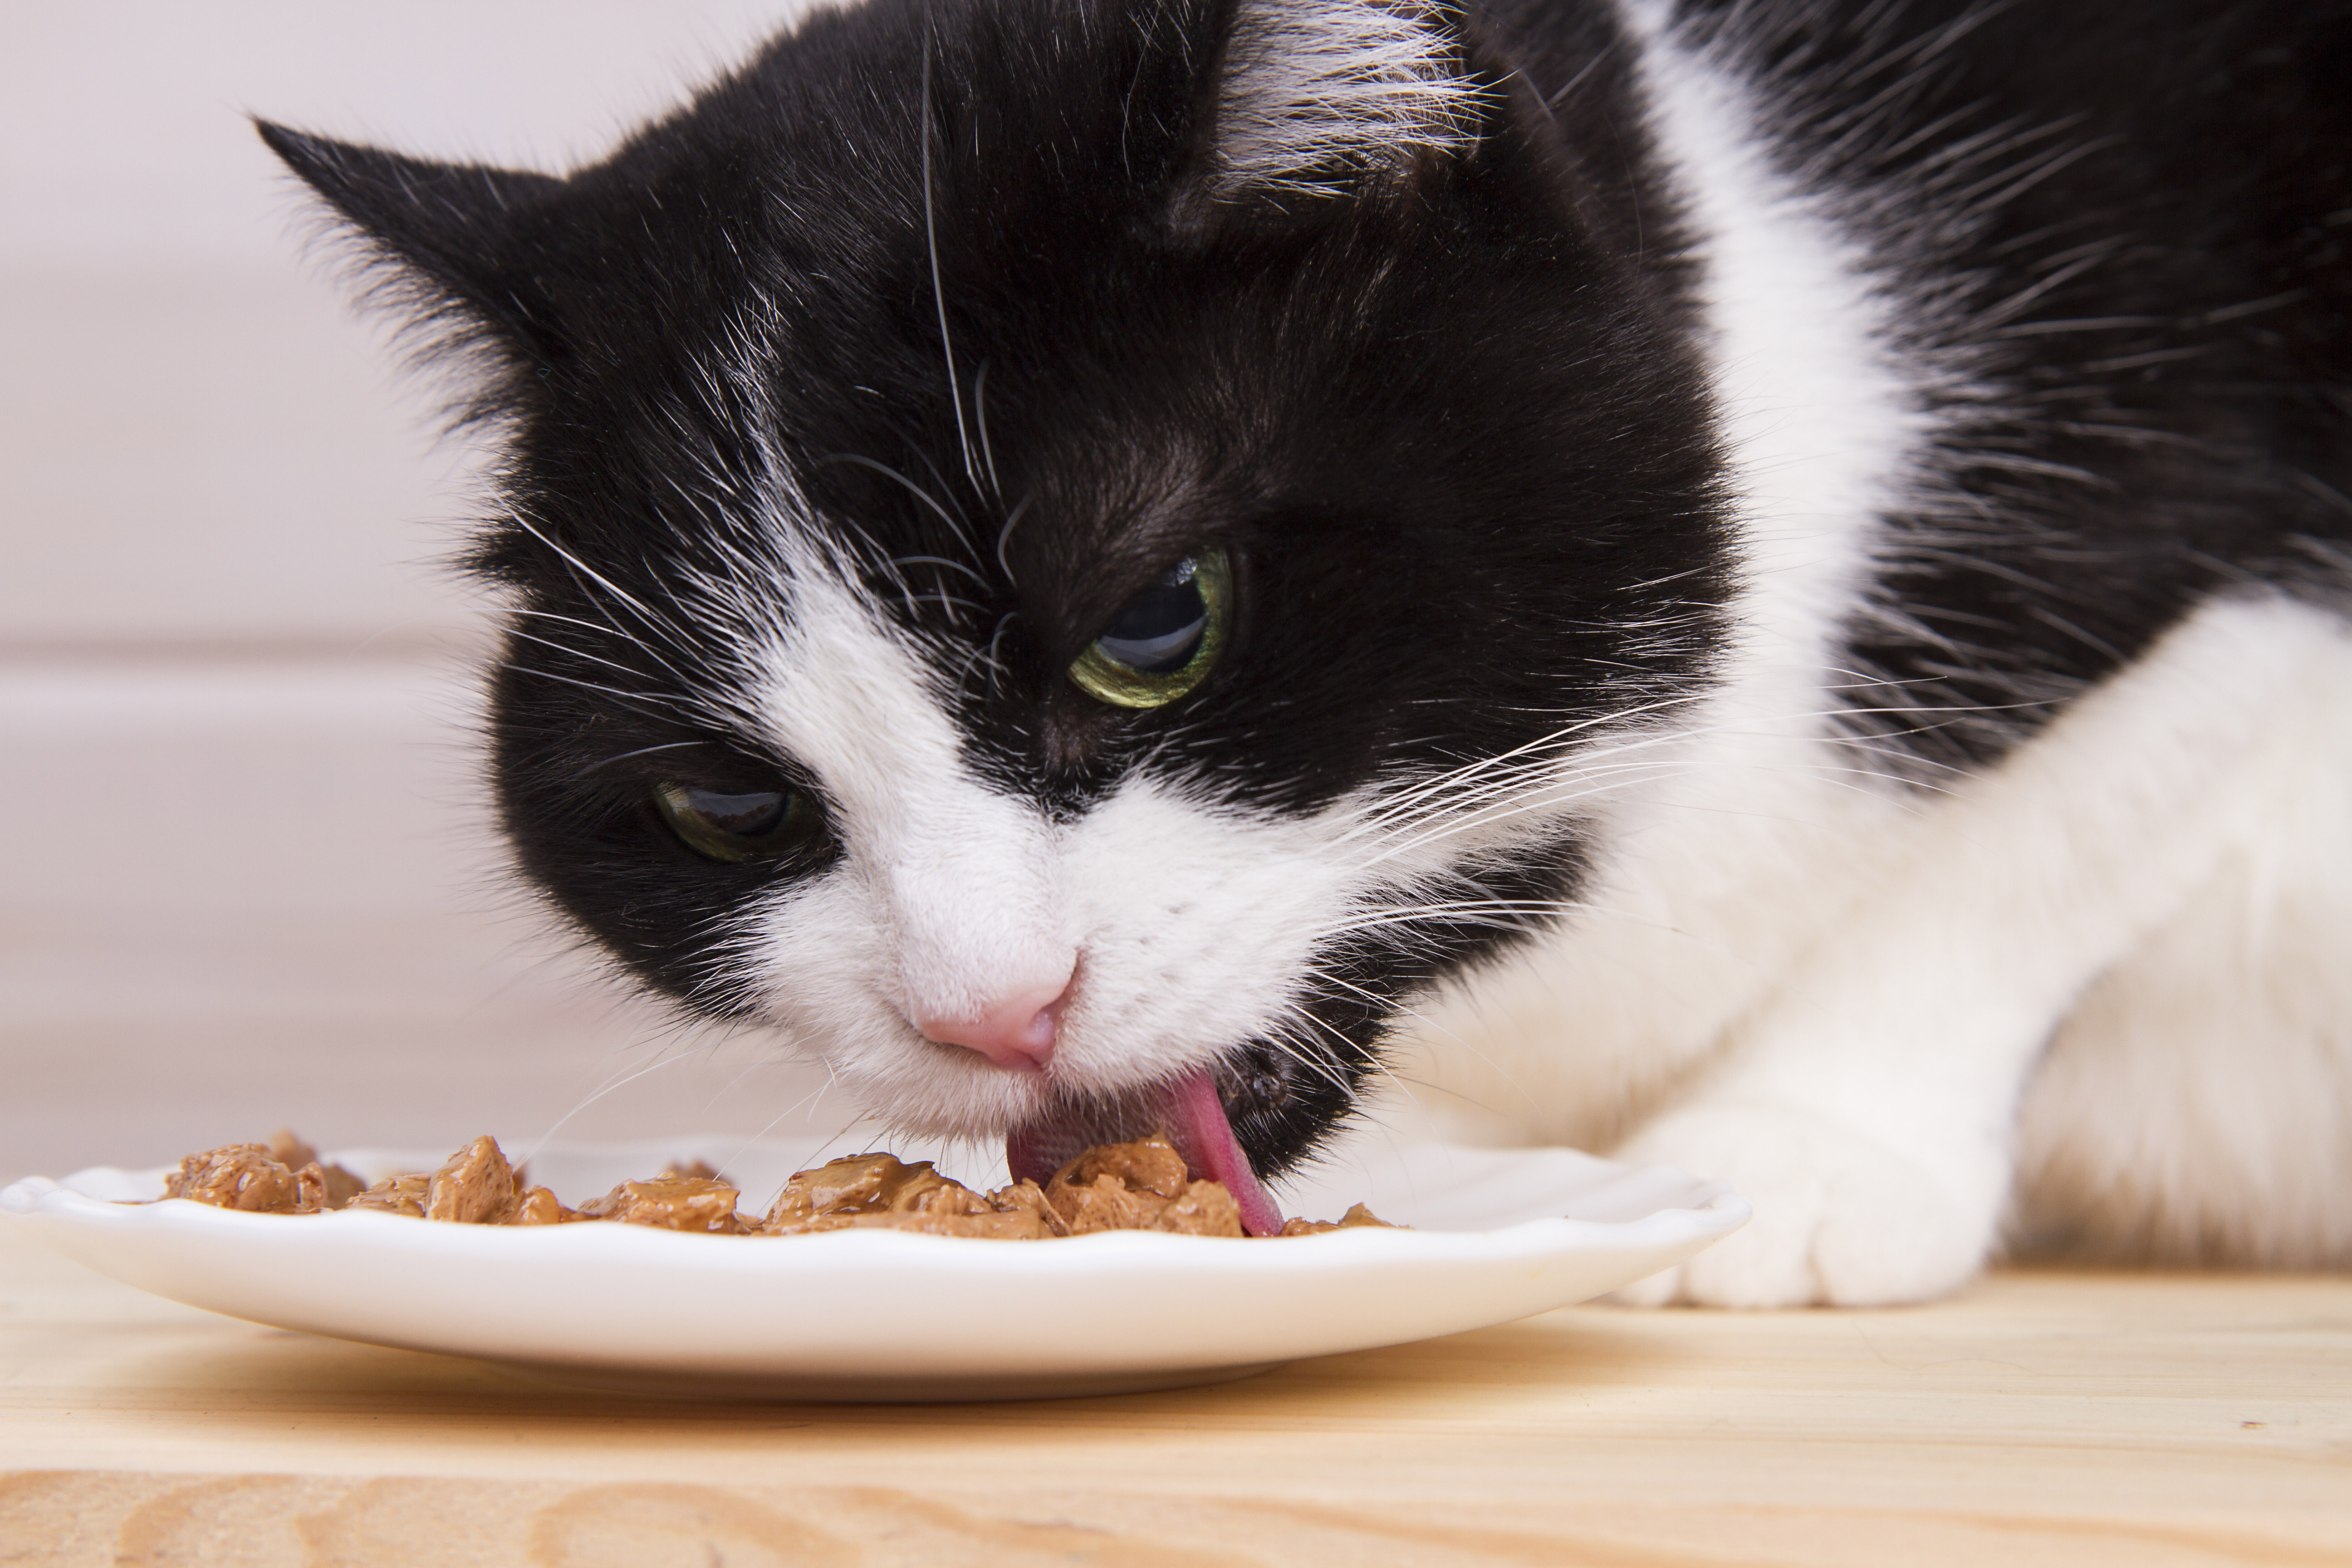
[0,2,846,1179]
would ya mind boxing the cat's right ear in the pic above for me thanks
[1164,0,1486,229]
[256,121,568,371]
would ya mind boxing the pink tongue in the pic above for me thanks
[1004,1067,1287,1237]
[1160,1070,1287,1238]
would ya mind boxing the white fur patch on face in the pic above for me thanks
[1210,0,1482,200]
[733,561,1064,1132]
[730,555,1387,1139]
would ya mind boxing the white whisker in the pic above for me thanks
[920,47,981,494]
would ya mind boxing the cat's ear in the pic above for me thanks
[1176,0,1486,220]
[256,121,568,368]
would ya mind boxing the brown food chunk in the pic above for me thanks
[1156,1180,1245,1235]
[425,1135,521,1225]
[759,1152,965,1233]
[263,1130,365,1208]
[759,1155,1074,1239]
[346,1173,429,1217]
[163,1143,328,1214]
[1055,1136,1191,1200]
[265,1129,317,1170]
[1040,1134,1245,1237]
[318,1165,367,1208]
[838,1205,1057,1239]
[984,1178,1070,1237]
[580,1177,745,1233]
[657,1158,720,1182]
[1277,1202,1403,1236]
[510,1185,580,1225]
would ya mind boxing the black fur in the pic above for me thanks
[263,0,2350,1177]
[1671,0,2352,765]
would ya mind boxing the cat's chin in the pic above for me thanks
[1004,1067,1287,1237]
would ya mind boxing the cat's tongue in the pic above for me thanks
[1005,1067,1286,1237]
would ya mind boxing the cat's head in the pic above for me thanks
[265,0,1730,1220]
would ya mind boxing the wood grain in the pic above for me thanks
[2,1228,2345,1565]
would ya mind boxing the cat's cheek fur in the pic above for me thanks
[1043,780,1364,1095]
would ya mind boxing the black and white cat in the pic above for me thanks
[261,0,2352,1303]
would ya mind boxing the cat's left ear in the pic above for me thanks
[1175,0,1488,221]
[256,121,568,368]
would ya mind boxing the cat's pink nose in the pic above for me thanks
[915,981,1068,1071]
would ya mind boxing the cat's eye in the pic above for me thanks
[1067,549,1232,709]
[653,782,818,863]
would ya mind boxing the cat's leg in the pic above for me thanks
[2011,653,2352,1267]
[1613,594,2352,1306]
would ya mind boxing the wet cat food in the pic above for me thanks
[151,1132,1399,1238]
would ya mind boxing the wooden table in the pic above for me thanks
[2,1229,2345,1565]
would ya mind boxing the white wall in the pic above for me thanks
[2,0,813,645]
[0,3,848,1177]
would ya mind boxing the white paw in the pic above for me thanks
[1610,1103,1995,1307]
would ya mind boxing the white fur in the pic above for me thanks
[1610,597,2352,1304]
[2013,643,2352,1268]
[1210,0,1481,199]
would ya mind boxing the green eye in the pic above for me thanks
[653,782,819,863]
[1067,549,1232,709]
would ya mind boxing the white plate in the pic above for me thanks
[0,1136,1746,1401]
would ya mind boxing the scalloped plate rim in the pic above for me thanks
[0,1139,1749,1401]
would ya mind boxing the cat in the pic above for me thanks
[260,0,2352,1303]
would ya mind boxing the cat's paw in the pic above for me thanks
[1609,1103,1995,1307]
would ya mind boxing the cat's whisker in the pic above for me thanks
[495,662,708,725]
[1304,972,1548,1115]
[820,453,980,561]
[1328,692,1715,843]
[919,46,983,496]
[709,1065,847,1200]
[699,1034,813,1118]
[908,450,985,574]
[994,492,1034,588]
[506,512,702,660]
[581,739,718,775]
[1349,750,1947,871]
[501,627,673,687]
[508,607,700,689]
[517,1031,720,1168]
[1338,691,2010,857]
[1351,748,1697,833]
[1385,745,1962,845]
[1280,1003,1431,1117]
[1264,1008,1372,1098]
[1350,766,1711,869]
[890,554,993,589]
[1309,897,1671,942]
[951,610,1023,701]
[972,358,1005,501]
